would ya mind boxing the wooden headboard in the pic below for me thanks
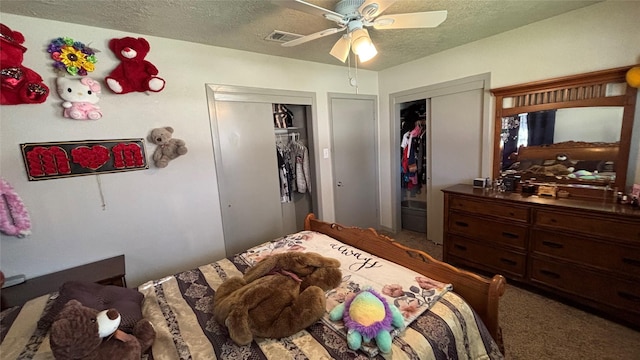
[304,213,506,345]
[516,141,619,162]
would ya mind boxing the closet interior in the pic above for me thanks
[273,103,315,235]
[400,100,428,233]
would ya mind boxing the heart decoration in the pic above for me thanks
[71,145,110,170]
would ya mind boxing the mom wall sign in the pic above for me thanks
[20,138,148,181]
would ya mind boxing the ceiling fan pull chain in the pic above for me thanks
[354,54,359,94]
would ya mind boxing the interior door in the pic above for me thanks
[212,100,284,256]
[428,89,483,243]
[331,95,379,229]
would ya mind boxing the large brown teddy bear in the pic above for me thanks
[0,23,49,105]
[49,300,155,360]
[214,252,342,345]
[104,37,165,94]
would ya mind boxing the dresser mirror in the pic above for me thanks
[491,65,638,194]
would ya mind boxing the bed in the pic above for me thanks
[502,140,619,186]
[1,213,506,359]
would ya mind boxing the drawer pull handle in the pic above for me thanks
[617,291,640,302]
[500,258,517,266]
[542,241,564,249]
[622,258,640,267]
[501,232,519,239]
[454,221,469,228]
[540,269,560,279]
[549,218,558,223]
[454,244,467,251]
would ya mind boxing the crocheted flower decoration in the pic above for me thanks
[0,178,31,238]
[47,37,97,76]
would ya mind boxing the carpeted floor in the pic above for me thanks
[387,229,640,360]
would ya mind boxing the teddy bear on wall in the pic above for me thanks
[213,252,342,346]
[49,299,155,360]
[105,37,165,94]
[148,127,188,168]
[0,23,49,105]
[56,77,102,120]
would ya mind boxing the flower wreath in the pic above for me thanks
[0,178,31,238]
[47,37,97,76]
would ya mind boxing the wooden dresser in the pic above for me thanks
[442,184,640,328]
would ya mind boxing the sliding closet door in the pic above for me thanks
[428,89,483,243]
[213,100,283,256]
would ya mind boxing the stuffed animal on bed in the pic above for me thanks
[105,37,165,94]
[213,252,342,345]
[49,299,155,360]
[329,288,405,354]
[37,281,146,334]
[148,126,188,168]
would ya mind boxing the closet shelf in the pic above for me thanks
[274,127,300,134]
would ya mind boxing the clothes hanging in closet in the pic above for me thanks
[276,133,311,203]
[401,103,427,194]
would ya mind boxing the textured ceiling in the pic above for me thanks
[1,0,601,71]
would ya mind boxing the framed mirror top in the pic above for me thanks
[491,65,638,192]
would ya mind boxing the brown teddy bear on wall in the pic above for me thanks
[49,300,155,360]
[213,252,342,345]
[148,126,188,168]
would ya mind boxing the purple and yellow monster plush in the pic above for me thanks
[329,288,405,354]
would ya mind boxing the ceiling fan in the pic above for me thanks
[273,0,447,63]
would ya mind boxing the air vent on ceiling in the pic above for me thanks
[265,30,303,43]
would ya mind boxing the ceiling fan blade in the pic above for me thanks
[272,0,344,22]
[330,35,351,63]
[281,27,345,47]
[358,0,398,20]
[373,10,447,29]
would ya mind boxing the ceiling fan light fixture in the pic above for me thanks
[330,34,351,63]
[351,28,377,62]
[356,42,377,62]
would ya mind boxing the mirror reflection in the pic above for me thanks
[500,107,623,185]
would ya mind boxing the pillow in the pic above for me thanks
[37,281,143,333]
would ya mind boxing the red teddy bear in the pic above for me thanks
[105,37,165,94]
[0,23,49,105]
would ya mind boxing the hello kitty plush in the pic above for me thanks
[56,77,102,120]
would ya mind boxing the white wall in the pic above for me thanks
[553,107,624,143]
[377,1,640,229]
[0,14,377,287]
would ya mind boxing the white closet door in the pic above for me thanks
[331,95,379,229]
[214,100,283,255]
[428,89,483,244]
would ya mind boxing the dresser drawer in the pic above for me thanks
[448,212,528,249]
[532,230,640,278]
[447,235,526,278]
[534,209,640,242]
[530,258,640,313]
[449,195,530,222]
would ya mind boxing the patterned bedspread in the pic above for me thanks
[0,231,504,360]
